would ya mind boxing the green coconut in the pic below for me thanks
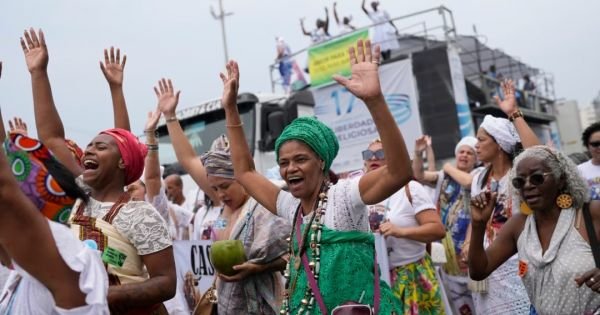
[210,240,247,276]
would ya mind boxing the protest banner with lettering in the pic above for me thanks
[308,30,369,88]
[172,240,216,313]
[312,59,422,173]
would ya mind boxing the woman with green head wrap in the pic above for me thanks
[221,39,413,314]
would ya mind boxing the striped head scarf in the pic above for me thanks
[200,135,234,179]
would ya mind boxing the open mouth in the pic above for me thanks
[82,159,99,176]
[287,176,304,190]
[369,163,381,171]
[523,194,541,204]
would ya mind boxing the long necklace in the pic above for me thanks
[281,182,330,315]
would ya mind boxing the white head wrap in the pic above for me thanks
[454,136,477,156]
[479,115,520,154]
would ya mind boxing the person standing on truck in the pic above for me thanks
[222,39,407,314]
[361,0,399,61]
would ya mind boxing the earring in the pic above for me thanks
[555,193,573,209]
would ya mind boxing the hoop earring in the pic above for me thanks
[555,193,573,209]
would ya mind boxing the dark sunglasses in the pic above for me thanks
[589,141,600,148]
[511,172,552,189]
[362,149,384,161]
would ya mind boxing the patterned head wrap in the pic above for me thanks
[4,133,76,224]
[479,115,520,154]
[200,135,234,179]
[99,128,148,185]
[275,116,339,172]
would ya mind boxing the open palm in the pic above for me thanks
[494,79,518,115]
[100,47,127,86]
[220,60,240,111]
[154,78,181,116]
[145,106,162,132]
[20,28,48,73]
[333,39,383,104]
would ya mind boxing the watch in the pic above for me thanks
[509,110,524,122]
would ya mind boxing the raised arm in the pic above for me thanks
[323,7,330,36]
[8,117,29,136]
[300,19,310,36]
[333,40,412,204]
[468,191,521,280]
[361,0,369,16]
[412,135,439,185]
[100,47,130,131]
[442,163,473,188]
[425,135,436,171]
[333,2,341,25]
[495,79,539,148]
[21,28,83,176]
[156,79,219,204]
[221,61,281,214]
[0,109,86,309]
[143,106,163,200]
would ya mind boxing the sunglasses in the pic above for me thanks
[511,172,553,190]
[589,141,600,148]
[362,149,384,161]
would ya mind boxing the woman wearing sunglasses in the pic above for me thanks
[222,39,408,314]
[464,80,541,315]
[363,139,446,314]
[469,146,600,314]
[578,122,600,201]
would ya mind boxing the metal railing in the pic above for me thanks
[269,5,458,93]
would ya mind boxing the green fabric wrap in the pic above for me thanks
[287,225,402,314]
[275,117,339,172]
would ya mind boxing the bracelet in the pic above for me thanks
[226,122,244,128]
[146,144,159,151]
[165,116,178,123]
[508,110,524,122]
[144,129,158,138]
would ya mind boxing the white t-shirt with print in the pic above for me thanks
[382,181,436,267]
[276,177,369,232]
[0,220,109,314]
[191,205,221,241]
[578,160,600,201]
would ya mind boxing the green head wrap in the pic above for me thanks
[275,116,339,172]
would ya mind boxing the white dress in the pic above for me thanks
[368,10,399,51]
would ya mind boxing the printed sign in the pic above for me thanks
[172,240,216,313]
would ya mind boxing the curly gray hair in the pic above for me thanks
[509,145,589,209]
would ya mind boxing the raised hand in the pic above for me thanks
[100,47,127,87]
[470,191,497,226]
[425,135,432,147]
[145,106,162,132]
[414,135,428,154]
[8,117,28,136]
[220,60,240,112]
[494,79,518,116]
[20,28,48,73]
[333,39,383,104]
[154,78,181,117]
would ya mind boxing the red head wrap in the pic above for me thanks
[99,128,147,185]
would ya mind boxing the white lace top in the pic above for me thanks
[276,177,369,232]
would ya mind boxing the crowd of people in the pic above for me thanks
[0,26,599,315]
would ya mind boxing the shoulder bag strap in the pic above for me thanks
[405,183,413,205]
[582,202,600,268]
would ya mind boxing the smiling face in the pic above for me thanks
[514,156,561,212]
[475,128,502,163]
[82,134,124,189]
[207,176,248,210]
[278,140,325,199]
[587,130,600,164]
[455,145,477,172]
[364,141,385,173]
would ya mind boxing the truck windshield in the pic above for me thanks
[156,102,255,166]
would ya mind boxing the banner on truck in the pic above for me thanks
[313,59,422,173]
[308,30,369,88]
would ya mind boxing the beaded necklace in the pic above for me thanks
[281,182,330,315]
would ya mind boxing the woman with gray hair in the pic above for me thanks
[464,80,540,314]
[469,146,600,314]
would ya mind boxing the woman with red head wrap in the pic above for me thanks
[20,28,175,314]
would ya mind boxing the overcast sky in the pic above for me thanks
[0,0,598,146]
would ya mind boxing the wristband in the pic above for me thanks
[508,110,524,122]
